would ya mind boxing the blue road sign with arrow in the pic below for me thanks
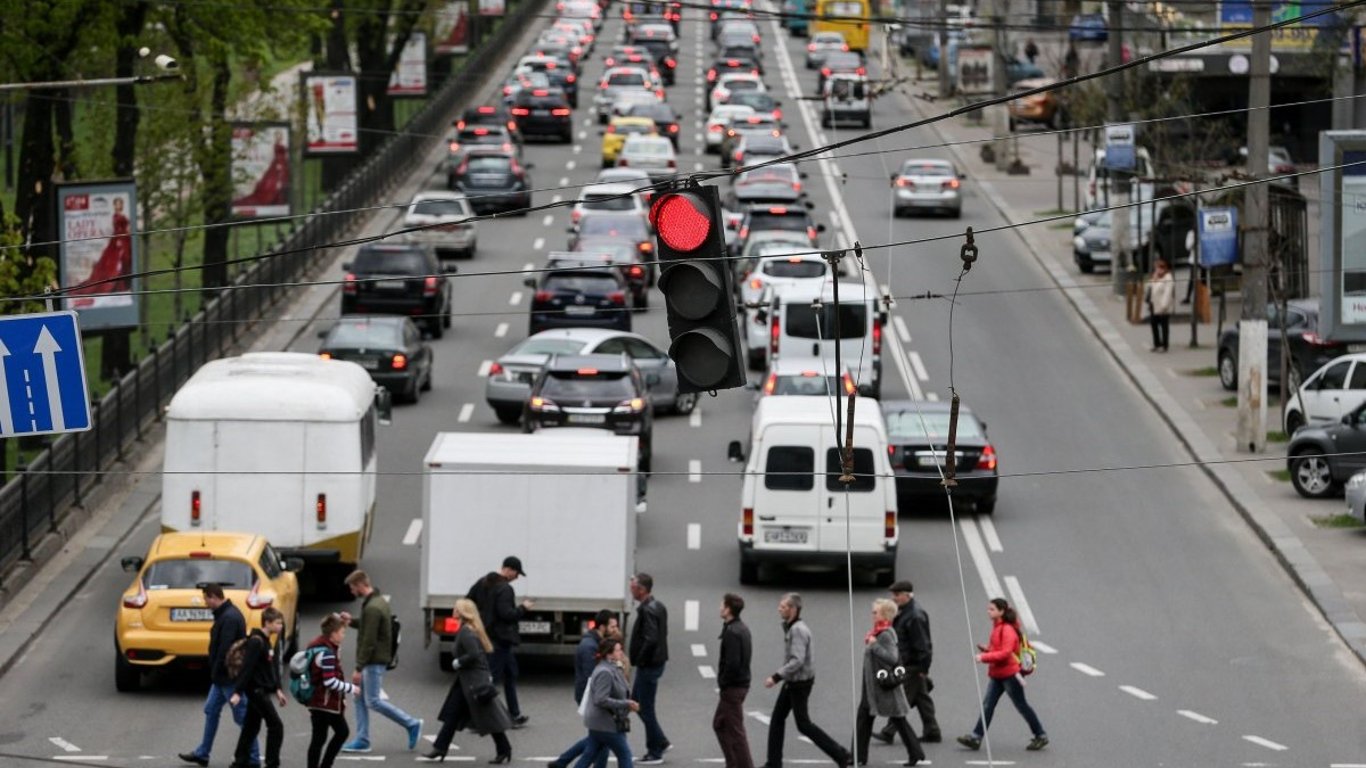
[0,311,91,437]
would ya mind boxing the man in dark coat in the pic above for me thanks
[179,584,259,767]
[629,573,671,764]
[229,608,288,768]
[714,593,753,768]
[874,580,941,744]
[466,556,534,726]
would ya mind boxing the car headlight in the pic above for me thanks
[1072,235,1086,251]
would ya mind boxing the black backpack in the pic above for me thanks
[387,614,401,670]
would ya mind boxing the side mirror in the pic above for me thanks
[727,440,746,462]
[120,556,144,573]
[284,557,306,573]
[799,172,809,179]
[524,276,537,288]
[375,387,394,426]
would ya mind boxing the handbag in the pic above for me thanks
[873,653,907,690]
[473,682,498,704]
[613,710,631,733]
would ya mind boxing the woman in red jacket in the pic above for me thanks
[956,599,1048,752]
[305,614,359,768]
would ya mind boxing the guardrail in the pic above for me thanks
[0,0,547,579]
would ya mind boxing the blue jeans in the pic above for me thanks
[557,734,608,768]
[191,682,260,764]
[353,664,420,744]
[632,664,668,755]
[970,676,1046,739]
[574,730,633,768]
[489,643,522,718]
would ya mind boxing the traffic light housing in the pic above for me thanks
[651,186,745,393]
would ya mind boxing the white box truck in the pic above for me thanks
[421,431,638,668]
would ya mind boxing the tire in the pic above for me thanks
[443,309,452,329]
[672,391,698,415]
[114,648,140,693]
[404,378,420,404]
[1290,451,1338,499]
[739,560,759,585]
[976,496,996,515]
[635,288,650,309]
[1284,410,1304,435]
[439,651,455,672]
[494,406,522,426]
[1218,350,1237,391]
[1077,256,1094,274]
[421,365,433,392]
[429,320,444,340]
[873,569,895,587]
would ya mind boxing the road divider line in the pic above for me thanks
[884,325,923,400]
[1242,736,1288,751]
[532,238,545,251]
[559,176,570,186]
[978,516,1002,552]
[692,643,708,657]
[1003,576,1038,636]
[699,665,716,678]
[908,351,929,382]
[689,407,702,428]
[957,518,1002,601]
[522,262,535,271]
[458,403,474,423]
[687,523,701,549]
[1119,685,1157,701]
[49,738,80,753]
[551,194,563,204]
[1069,662,1104,677]
[695,162,704,172]
[1030,639,1057,654]
[1177,710,1218,725]
[509,291,523,306]
[748,711,772,725]
[566,160,576,170]
[52,759,107,763]
[965,762,1015,766]
[495,323,508,338]
[573,144,582,154]
[577,130,587,140]
[893,315,911,344]
[402,518,423,546]
[926,392,940,401]
[689,459,702,482]
[477,360,492,377]
[685,599,700,631]
[542,214,554,226]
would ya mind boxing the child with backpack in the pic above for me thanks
[295,613,360,768]
[229,607,288,768]
[955,598,1048,753]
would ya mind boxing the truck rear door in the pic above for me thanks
[752,426,819,553]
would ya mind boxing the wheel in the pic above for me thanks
[948,207,962,219]
[1290,451,1338,499]
[439,651,455,672]
[1284,410,1304,435]
[635,288,649,308]
[976,496,996,515]
[114,648,140,692]
[739,560,759,585]
[1077,256,1094,274]
[1217,350,1237,391]
[873,569,895,587]
[404,378,420,404]
[429,319,444,340]
[863,115,871,129]
[672,391,698,415]
[493,405,521,426]
[443,309,452,329]
[747,347,766,371]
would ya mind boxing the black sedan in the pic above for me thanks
[1286,405,1366,498]
[318,315,433,403]
[449,148,533,214]
[523,354,653,471]
[1217,298,1347,392]
[881,400,999,513]
[625,102,682,148]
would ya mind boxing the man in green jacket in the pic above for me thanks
[340,570,423,753]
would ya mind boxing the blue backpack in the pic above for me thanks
[288,646,329,705]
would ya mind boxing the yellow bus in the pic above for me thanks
[812,0,870,52]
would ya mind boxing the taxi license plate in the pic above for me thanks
[764,529,808,544]
[171,608,215,622]
[375,279,407,290]
[519,621,552,635]
[564,305,596,316]
[567,413,606,424]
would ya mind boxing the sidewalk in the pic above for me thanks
[894,73,1366,664]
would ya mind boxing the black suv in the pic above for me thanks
[734,204,823,256]
[519,57,579,107]
[511,88,575,142]
[318,315,433,403]
[456,105,521,143]
[523,354,654,471]
[341,243,454,337]
[1217,299,1346,392]
[525,263,631,333]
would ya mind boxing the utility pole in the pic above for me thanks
[1237,0,1271,453]
[1107,0,1130,297]
[991,0,1009,171]
[937,0,950,99]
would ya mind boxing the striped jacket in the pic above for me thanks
[304,635,357,713]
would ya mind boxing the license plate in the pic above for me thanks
[375,279,407,290]
[519,620,552,635]
[1090,250,1111,260]
[171,608,215,622]
[359,358,380,371]
[1351,344,1366,353]
[764,529,809,544]
[564,305,597,316]
[917,455,945,468]
[567,413,606,424]
[533,109,550,116]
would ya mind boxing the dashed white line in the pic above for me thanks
[402,518,423,546]
[509,291,523,306]
[689,407,702,428]
[1242,736,1288,751]
[893,315,912,344]
[573,144,582,154]
[49,739,80,753]
[532,238,545,251]
[978,516,1002,552]
[1178,710,1218,725]
[458,403,475,423]
[957,518,1003,601]
[52,758,107,763]
[694,134,704,144]
[494,323,508,338]
[1119,685,1158,701]
[698,665,717,678]
[551,194,563,204]
[687,523,701,549]
[925,391,940,401]
[691,643,708,657]
[748,711,772,725]
[1070,662,1104,677]
[694,162,704,172]
[477,360,493,377]
[689,459,702,483]
[542,214,554,226]
[965,762,1015,766]
[1003,576,1038,636]
[685,599,700,631]
[559,177,570,187]
[522,261,536,272]
[908,351,929,382]
[1030,639,1057,654]
[578,130,587,140]
[566,160,577,170]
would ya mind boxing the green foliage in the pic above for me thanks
[0,213,58,315]
[1309,513,1364,529]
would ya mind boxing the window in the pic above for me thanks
[826,448,876,492]
[1319,361,1351,391]
[624,338,665,359]
[144,559,254,590]
[412,199,470,217]
[466,156,512,173]
[354,248,425,274]
[542,372,636,398]
[584,194,636,211]
[543,273,619,293]
[885,411,983,440]
[514,338,587,356]
[785,302,868,339]
[259,548,283,580]
[764,446,814,490]
[1350,363,1366,390]
[594,338,628,355]
[763,260,825,278]
[328,321,403,348]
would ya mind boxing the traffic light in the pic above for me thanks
[650,185,745,393]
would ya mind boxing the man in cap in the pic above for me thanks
[873,580,940,745]
[467,556,536,727]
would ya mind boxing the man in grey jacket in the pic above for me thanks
[760,594,851,768]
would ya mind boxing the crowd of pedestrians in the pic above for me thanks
[179,563,1048,768]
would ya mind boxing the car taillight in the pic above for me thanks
[753,34,760,43]
[821,67,831,77]
[708,124,723,133]
[762,373,776,395]
[448,141,461,152]
[424,275,439,296]
[511,107,531,116]
[656,89,665,98]
[943,178,960,190]
[343,273,358,295]
[738,225,749,239]
[552,107,572,116]
[857,67,866,76]
[669,124,679,133]
[608,291,626,305]
[123,580,148,609]
[433,616,462,635]
[842,44,850,51]
[977,444,998,471]
[1302,331,1335,347]
[534,290,554,302]
[667,159,676,168]
[770,314,781,353]
[772,108,782,119]
[749,277,763,290]
[638,242,653,253]
[246,581,274,609]
[629,265,644,277]
[884,511,896,539]
[316,492,327,528]
[896,177,911,188]
[792,181,802,192]
[392,353,408,371]
[873,318,883,355]
[503,85,513,95]
[707,69,718,81]
[188,489,202,526]
[742,507,754,536]
[807,43,816,51]
[567,74,577,83]
[318,351,332,360]
[618,158,628,166]
[666,58,676,68]
[572,209,583,224]
[488,362,504,377]
[807,226,818,241]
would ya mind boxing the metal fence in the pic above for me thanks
[0,0,545,577]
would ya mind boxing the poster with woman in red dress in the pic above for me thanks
[231,123,292,219]
[58,181,140,330]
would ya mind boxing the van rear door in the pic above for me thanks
[818,426,886,553]
[213,421,306,547]
[782,298,875,386]
[752,426,820,553]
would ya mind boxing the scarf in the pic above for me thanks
[865,619,892,646]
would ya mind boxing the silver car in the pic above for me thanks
[593,66,659,123]
[484,328,698,424]
[616,134,677,181]
[891,158,963,218]
[1347,470,1366,524]
[806,31,847,69]
[401,192,477,260]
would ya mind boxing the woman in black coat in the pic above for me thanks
[423,599,513,763]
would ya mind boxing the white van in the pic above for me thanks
[1085,146,1155,210]
[766,277,884,398]
[820,73,871,129]
[728,397,899,585]
[162,353,390,584]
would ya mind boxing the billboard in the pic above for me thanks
[302,72,359,155]
[387,32,429,97]
[434,2,469,55]
[56,180,139,330]
[479,0,506,15]
[1219,1,1341,50]
[955,46,993,96]
[230,122,292,220]
[1317,132,1366,340]
[1198,207,1239,268]
[1104,124,1136,171]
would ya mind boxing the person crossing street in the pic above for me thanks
[873,581,940,745]
[629,574,671,764]
[467,556,535,728]
[713,594,753,768]
[759,594,851,768]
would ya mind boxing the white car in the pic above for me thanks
[571,182,650,228]
[1283,353,1366,434]
[757,355,857,398]
[806,31,848,68]
[616,134,677,180]
[710,72,765,109]
[594,66,661,122]
[401,192,477,260]
[705,105,756,153]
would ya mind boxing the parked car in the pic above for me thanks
[1217,299,1347,393]
[1007,78,1064,130]
[1282,353,1366,434]
[318,315,433,403]
[1345,469,1366,522]
[1069,12,1108,42]
[341,243,454,337]
[1287,404,1366,498]
[1071,199,1194,275]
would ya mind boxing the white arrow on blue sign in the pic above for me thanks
[0,311,91,437]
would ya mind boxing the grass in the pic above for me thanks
[1221,396,1238,407]
[1268,468,1291,483]
[1047,220,1073,229]
[1034,208,1072,217]
[1189,366,1219,377]
[1267,430,1290,443]
[1310,513,1364,529]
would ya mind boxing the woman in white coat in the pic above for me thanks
[1145,258,1175,352]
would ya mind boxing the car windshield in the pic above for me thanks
[584,194,636,211]
[513,338,588,356]
[411,199,469,217]
[608,72,646,86]
[763,259,824,278]
[785,302,867,339]
[727,79,761,92]
[730,92,776,111]
[748,212,807,231]
[618,123,655,135]
[353,249,426,273]
[144,558,255,590]
[542,372,635,398]
[581,216,647,237]
[627,141,671,156]
[544,273,620,293]
[901,162,953,177]
[327,321,403,347]
[466,156,511,172]
[885,411,983,440]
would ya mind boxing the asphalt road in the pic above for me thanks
[1,4,1365,768]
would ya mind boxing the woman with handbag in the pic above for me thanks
[573,637,639,768]
[955,598,1048,752]
[856,599,923,767]
[423,599,513,763]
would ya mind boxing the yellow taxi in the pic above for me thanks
[114,532,301,692]
[601,116,658,167]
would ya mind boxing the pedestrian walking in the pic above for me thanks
[873,581,939,745]
[179,584,260,768]
[759,593,852,768]
[955,599,1048,752]
[304,613,359,768]
[713,593,754,768]
[1023,38,1039,64]
[422,599,514,763]
[340,570,424,753]
[467,556,535,728]
[628,573,671,764]
[1062,43,1079,79]
[854,600,924,767]
[573,637,640,768]
[549,610,618,768]
[1145,258,1175,352]
[229,607,288,768]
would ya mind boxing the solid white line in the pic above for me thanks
[52,759,107,763]
[1030,639,1057,654]
[509,291,523,306]
[551,194,563,204]
[1177,710,1218,725]
[1070,662,1104,677]
[978,516,1002,552]
[559,176,570,186]
[1242,736,1288,751]
[1330,764,1366,767]
[49,739,80,753]
[542,214,555,226]
[689,407,702,428]
[692,643,708,657]
[699,665,717,678]
[458,403,474,423]
[925,391,940,401]
[965,762,1014,766]
[477,360,492,377]
[908,351,929,382]
[573,144,582,154]
[748,711,772,725]
[957,518,1003,601]
[566,160,577,170]
[532,238,545,250]
[689,459,702,482]
[1003,576,1039,636]
[885,325,924,400]
[402,518,423,546]
[685,599,700,631]
[495,323,508,338]
[893,315,911,344]
[1120,685,1158,701]
[687,523,701,549]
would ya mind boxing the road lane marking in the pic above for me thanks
[1070,662,1104,677]
[748,711,772,725]
[495,323,508,338]
[542,214,554,226]
[1030,640,1057,654]
[689,407,702,427]
[49,739,80,753]
[52,759,107,763]
[559,176,570,186]
[523,261,535,271]
[908,351,929,381]
[965,763,1015,766]
[509,291,523,306]
[694,134,703,144]
[797,736,813,744]
[402,518,423,546]
[533,238,545,250]
[699,665,716,678]
[458,403,474,423]
[1003,576,1038,636]
[893,315,911,344]
[926,391,940,401]
[687,523,701,549]
[692,643,708,657]
[689,459,702,482]
[957,518,1002,600]
[1243,736,1288,751]
[573,144,582,154]
[1120,685,1157,701]
[1178,710,1218,725]
[685,599,700,631]
[884,326,923,400]
[695,162,704,172]
[551,194,563,204]
[477,360,492,377]
[978,516,1002,552]
[578,130,587,140]
[566,160,577,170]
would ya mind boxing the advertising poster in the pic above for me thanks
[1198,206,1239,268]
[1104,123,1136,171]
[303,73,359,155]
[955,46,993,95]
[57,181,139,330]
[1219,1,1340,50]
[387,32,429,97]
[230,122,292,219]
[1340,150,1366,322]
[479,0,506,15]
[434,2,469,54]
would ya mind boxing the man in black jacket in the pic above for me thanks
[230,607,288,768]
[874,581,940,744]
[179,584,259,768]
[714,593,753,768]
[629,573,671,764]
[466,555,534,726]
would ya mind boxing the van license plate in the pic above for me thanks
[171,608,215,622]
[764,529,808,544]
[518,621,552,635]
